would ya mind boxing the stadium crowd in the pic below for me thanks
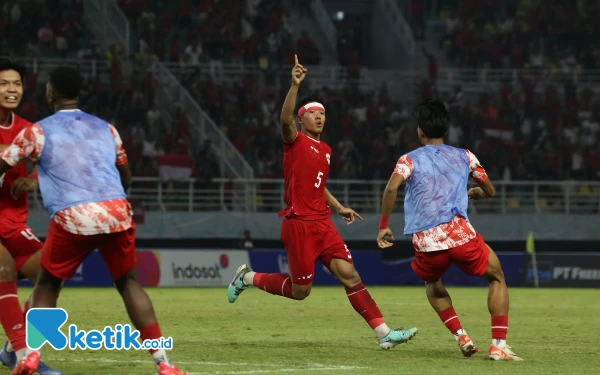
[434,0,600,70]
[119,0,304,68]
[177,66,600,183]
[3,0,600,187]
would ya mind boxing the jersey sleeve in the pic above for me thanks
[393,154,414,179]
[283,130,304,150]
[109,124,129,166]
[465,149,488,184]
[0,123,44,166]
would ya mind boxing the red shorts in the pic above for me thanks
[280,217,353,285]
[411,233,490,282]
[1,225,43,273]
[41,220,137,281]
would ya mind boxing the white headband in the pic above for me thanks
[298,102,325,116]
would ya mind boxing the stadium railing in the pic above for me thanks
[30,178,600,214]
[162,61,376,92]
[11,57,111,80]
[156,61,600,98]
[15,56,598,100]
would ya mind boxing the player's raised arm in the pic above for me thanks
[465,150,495,200]
[280,54,306,143]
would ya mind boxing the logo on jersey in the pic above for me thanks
[326,153,330,165]
[310,146,320,154]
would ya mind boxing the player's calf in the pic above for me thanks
[30,267,62,308]
[114,272,186,373]
[0,253,27,364]
[329,259,419,348]
[228,264,298,302]
[481,246,523,360]
[425,281,478,357]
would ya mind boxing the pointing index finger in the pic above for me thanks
[294,54,298,66]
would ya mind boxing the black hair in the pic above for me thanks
[295,95,325,115]
[49,66,82,100]
[413,98,450,138]
[0,59,27,81]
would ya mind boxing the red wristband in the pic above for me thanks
[379,215,390,230]
[29,172,38,180]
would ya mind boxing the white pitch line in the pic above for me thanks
[46,357,283,367]
[43,357,369,373]
[105,368,363,375]
[108,371,363,375]
[190,367,367,375]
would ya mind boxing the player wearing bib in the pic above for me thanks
[0,66,187,375]
[228,55,418,350]
[377,98,523,361]
[0,59,61,375]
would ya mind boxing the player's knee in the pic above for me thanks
[339,272,362,288]
[485,267,505,284]
[483,257,505,283]
[114,271,137,294]
[0,260,17,281]
[425,280,449,298]
[330,260,361,286]
[36,268,64,291]
[291,284,311,300]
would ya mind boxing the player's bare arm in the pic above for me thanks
[325,188,363,225]
[0,144,8,152]
[468,179,496,200]
[280,54,306,143]
[117,162,132,192]
[377,173,405,248]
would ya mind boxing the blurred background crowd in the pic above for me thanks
[2,0,599,186]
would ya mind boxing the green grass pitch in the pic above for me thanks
[7,286,600,375]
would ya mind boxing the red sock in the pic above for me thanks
[438,307,463,334]
[0,282,26,351]
[345,283,383,328]
[253,273,294,298]
[23,298,30,322]
[139,323,162,354]
[491,315,508,340]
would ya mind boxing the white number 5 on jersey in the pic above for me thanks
[315,171,324,188]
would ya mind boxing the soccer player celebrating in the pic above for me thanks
[0,66,187,375]
[377,98,523,361]
[228,55,418,350]
[0,59,62,375]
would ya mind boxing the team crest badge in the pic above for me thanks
[326,153,330,165]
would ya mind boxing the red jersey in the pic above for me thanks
[0,114,31,237]
[278,132,332,220]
